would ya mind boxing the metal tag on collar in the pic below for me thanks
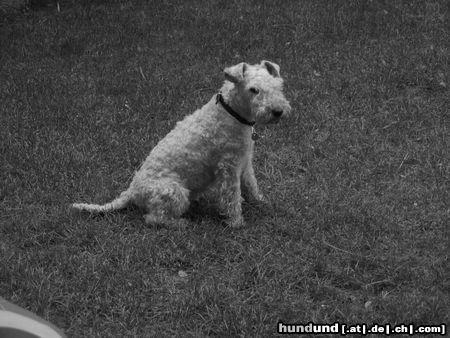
[251,126,259,141]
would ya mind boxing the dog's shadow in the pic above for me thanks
[184,197,278,224]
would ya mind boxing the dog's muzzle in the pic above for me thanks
[272,109,283,118]
[270,103,291,121]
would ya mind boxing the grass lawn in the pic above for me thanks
[1,0,448,336]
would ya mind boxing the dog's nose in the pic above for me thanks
[272,109,283,118]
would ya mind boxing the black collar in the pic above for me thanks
[216,93,256,126]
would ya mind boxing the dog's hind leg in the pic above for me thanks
[139,179,190,226]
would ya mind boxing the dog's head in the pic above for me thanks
[223,60,291,124]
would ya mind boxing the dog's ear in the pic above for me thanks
[224,62,247,83]
[261,60,280,78]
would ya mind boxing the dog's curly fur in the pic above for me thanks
[72,60,291,227]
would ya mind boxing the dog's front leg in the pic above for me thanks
[217,166,245,228]
[241,159,265,203]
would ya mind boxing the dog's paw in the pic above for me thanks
[255,193,267,203]
[247,193,269,206]
[227,217,245,228]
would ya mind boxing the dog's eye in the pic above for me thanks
[249,87,260,94]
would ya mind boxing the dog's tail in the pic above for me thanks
[72,190,133,213]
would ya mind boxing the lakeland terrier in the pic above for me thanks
[72,60,291,227]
